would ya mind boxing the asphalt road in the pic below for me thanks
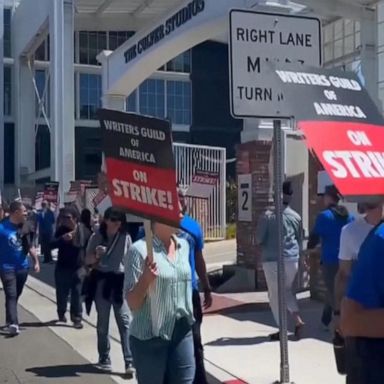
[204,239,237,269]
[0,291,116,384]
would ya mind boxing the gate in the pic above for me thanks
[173,143,226,240]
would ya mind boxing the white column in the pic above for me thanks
[0,0,4,189]
[98,50,127,111]
[15,59,36,184]
[50,0,75,203]
[360,8,378,105]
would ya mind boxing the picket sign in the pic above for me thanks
[144,220,154,264]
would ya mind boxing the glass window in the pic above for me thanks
[323,24,333,44]
[126,91,137,112]
[355,32,361,49]
[324,43,333,63]
[109,31,134,51]
[4,66,11,116]
[334,20,343,40]
[35,69,50,117]
[139,79,165,118]
[167,80,191,125]
[344,35,355,55]
[78,31,107,65]
[334,39,343,59]
[344,19,354,36]
[35,125,50,170]
[79,73,102,119]
[34,36,50,61]
[4,8,11,57]
[162,51,191,73]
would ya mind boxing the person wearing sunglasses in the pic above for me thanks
[51,208,91,329]
[86,207,133,375]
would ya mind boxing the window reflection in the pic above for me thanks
[139,79,165,119]
[4,67,12,116]
[4,9,11,57]
[79,73,102,119]
[132,79,192,125]
[35,69,50,118]
[79,31,107,65]
[167,81,191,125]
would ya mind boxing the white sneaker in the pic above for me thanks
[8,324,20,336]
[125,362,135,376]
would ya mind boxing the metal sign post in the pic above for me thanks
[228,9,322,384]
[273,119,291,384]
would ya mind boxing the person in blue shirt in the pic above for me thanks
[341,200,384,384]
[308,185,354,329]
[0,201,40,336]
[37,200,55,263]
[177,191,212,384]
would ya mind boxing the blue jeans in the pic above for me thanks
[0,269,28,325]
[94,279,132,364]
[130,318,195,384]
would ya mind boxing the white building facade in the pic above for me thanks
[0,0,382,200]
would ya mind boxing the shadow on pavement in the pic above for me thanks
[19,320,74,329]
[26,363,129,380]
[207,335,270,347]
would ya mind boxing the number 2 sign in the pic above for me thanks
[238,174,252,222]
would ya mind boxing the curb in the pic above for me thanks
[24,275,242,384]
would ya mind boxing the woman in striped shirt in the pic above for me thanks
[124,222,195,384]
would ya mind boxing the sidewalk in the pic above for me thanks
[7,261,345,384]
[0,291,117,384]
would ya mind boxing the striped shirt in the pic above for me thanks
[124,236,194,341]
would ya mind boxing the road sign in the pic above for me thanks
[229,10,321,119]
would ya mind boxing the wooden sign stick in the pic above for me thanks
[144,220,154,264]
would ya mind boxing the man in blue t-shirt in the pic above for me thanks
[178,191,212,384]
[0,201,40,336]
[308,185,354,328]
[341,210,384,384]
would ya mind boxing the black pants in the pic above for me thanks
[0,269,28,325]
[40,233,52,263]
[321,264,338,327]
[192,289,208,384]
[345,338,363,384]
[347,337,384,384]
[55,267,84,322]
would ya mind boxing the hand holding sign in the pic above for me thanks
[142,258,158,286]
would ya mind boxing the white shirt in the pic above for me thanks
[338,218,374,261]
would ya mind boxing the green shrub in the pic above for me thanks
[226,223,236,239]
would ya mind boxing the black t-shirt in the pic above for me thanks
[52,226,83,270]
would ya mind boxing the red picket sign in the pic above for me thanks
[300,121,384,196]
